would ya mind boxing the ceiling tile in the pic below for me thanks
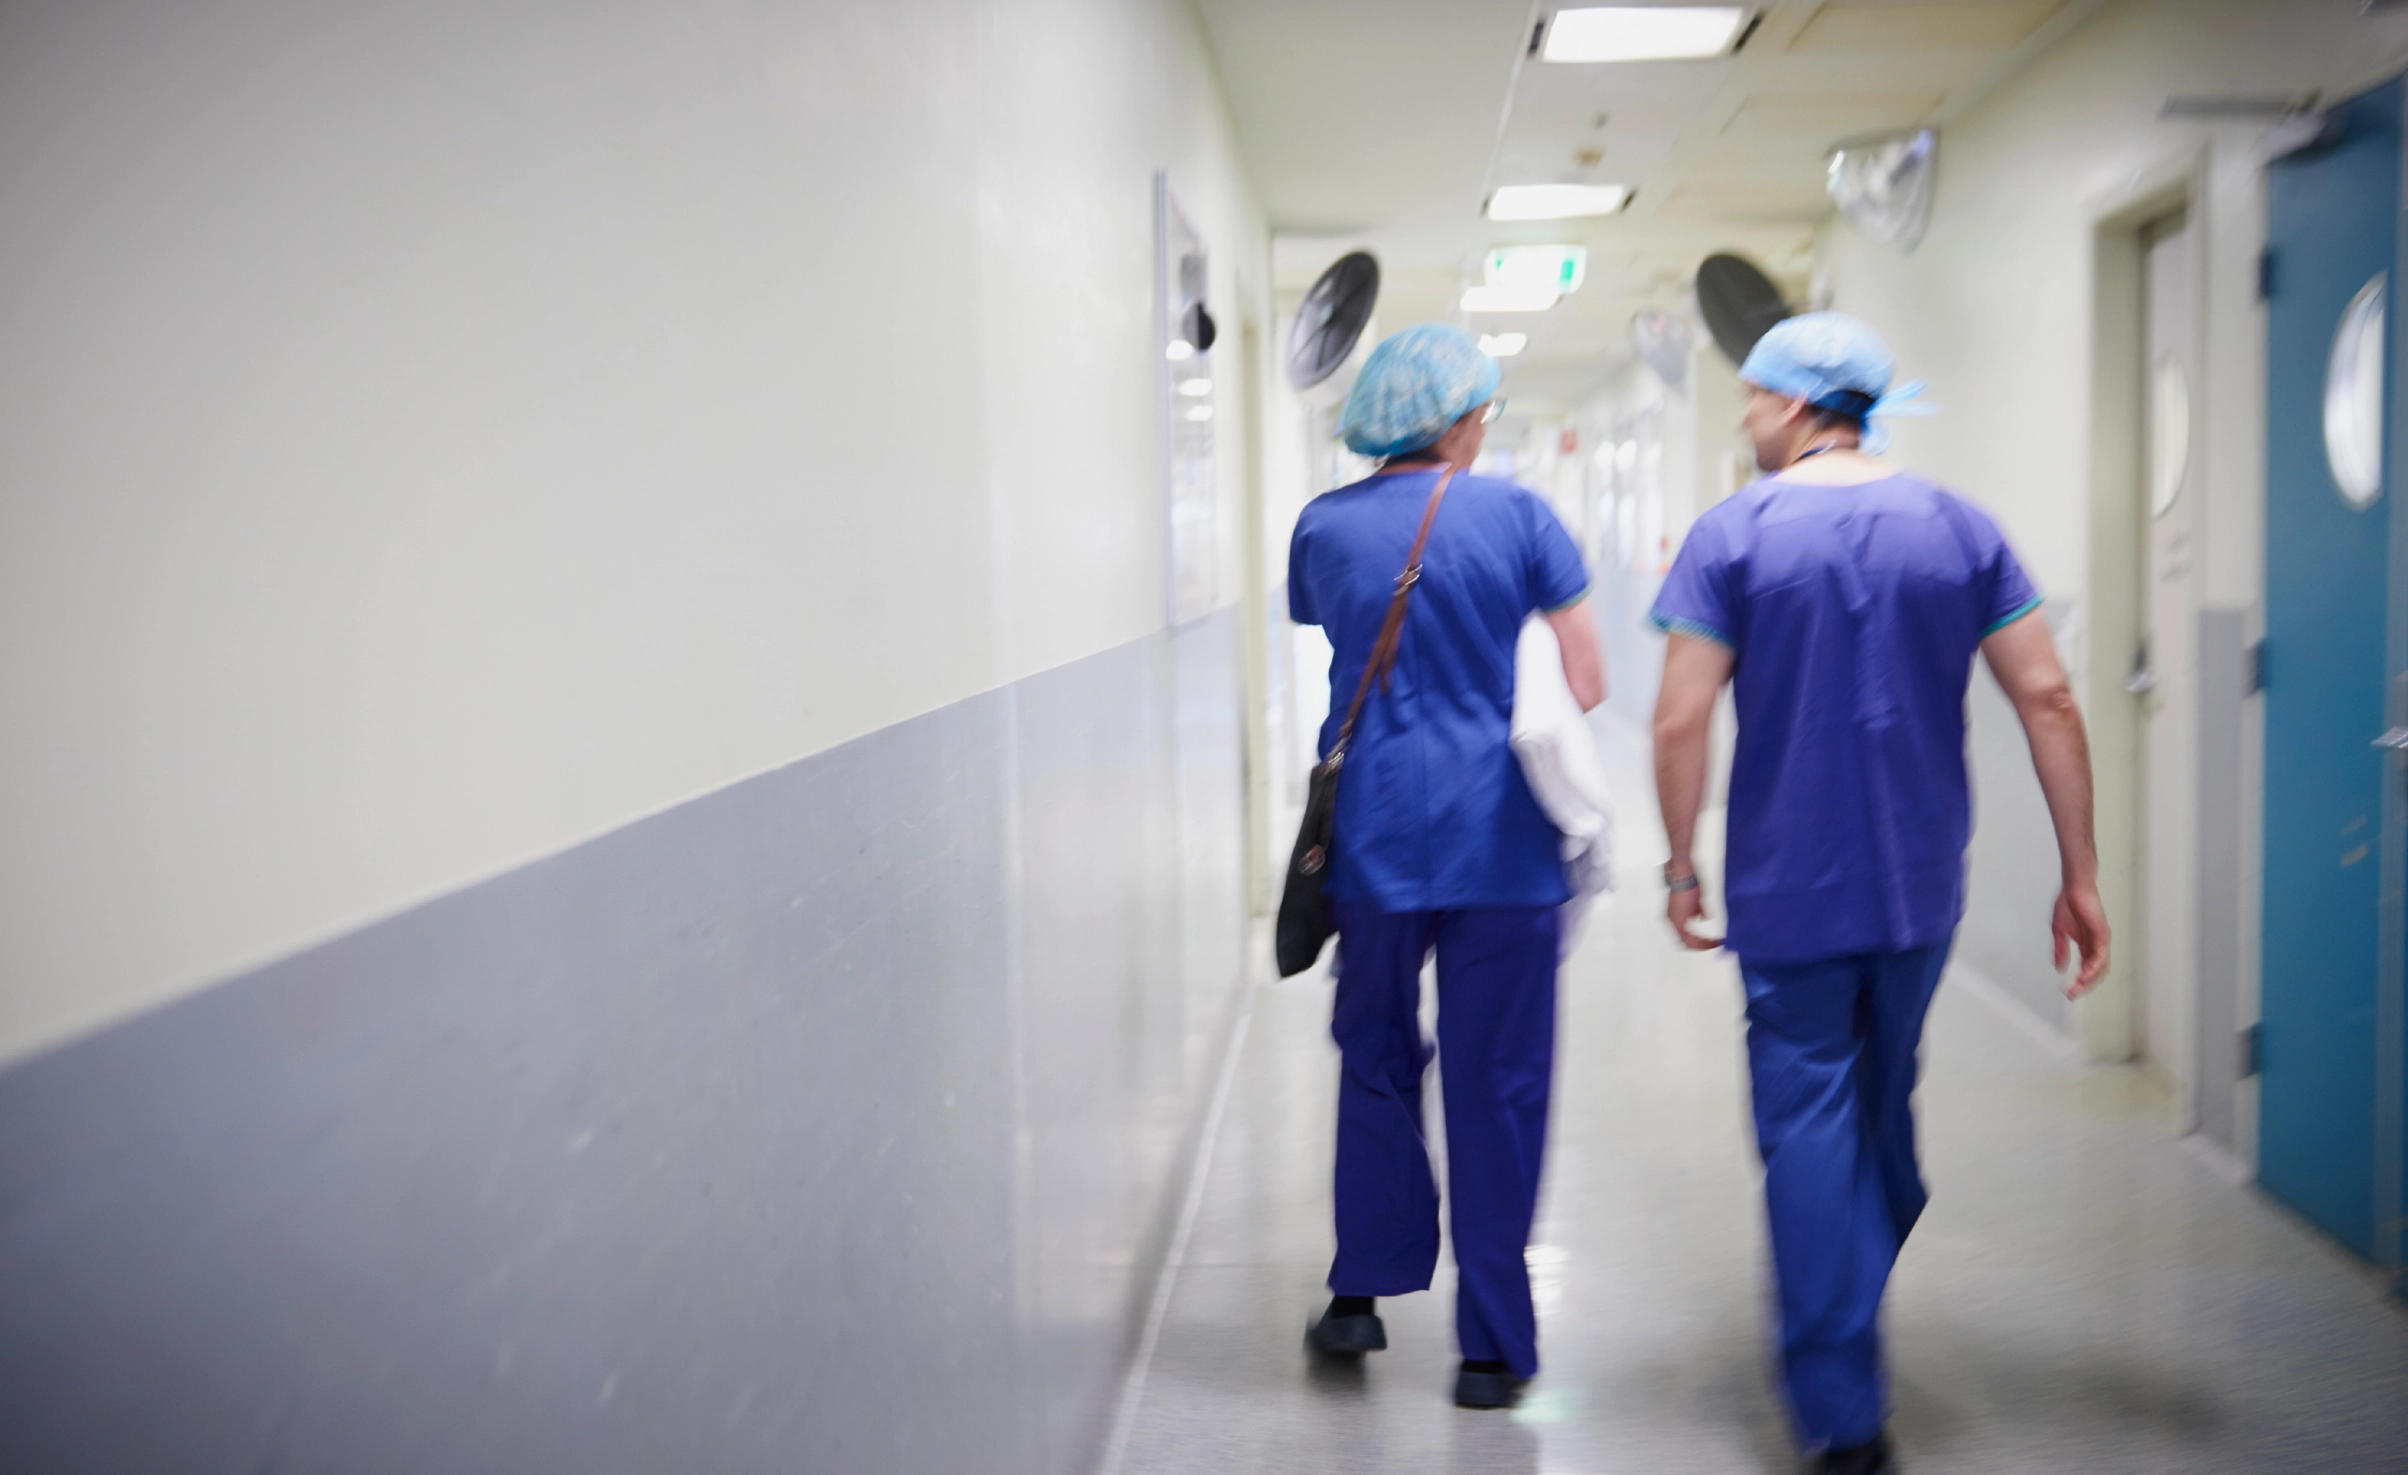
[1791,2,2067,52]
[1718,91,1945,151]
[1657,179,1833,222]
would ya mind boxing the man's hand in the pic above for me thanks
[2053,879,2110,997]
[1981,613,2109,1002]
[1654,633,1734,954]
[1666,875,1722,951]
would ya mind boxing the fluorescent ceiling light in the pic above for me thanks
[1461,285,1560,313]
[1479,333,1529,358]
[1184,405,1214,422]
[1485,184,1631,221]
[1176,377,1213,397]
[1165,340,1195,361]
[1486,245,1587,295]
[1543,6,1748,63]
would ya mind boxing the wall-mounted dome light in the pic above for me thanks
[1633,309,1692,390]
[1827,128,1937,254]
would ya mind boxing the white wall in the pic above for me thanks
[1816,0,2408,1109]
[0,0,1271,1064]
[1819,0,2408,632]
[1569,341,1749,731]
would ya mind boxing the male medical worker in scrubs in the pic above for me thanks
[1649,313,2108,1475]
[1288,323,1604,1410]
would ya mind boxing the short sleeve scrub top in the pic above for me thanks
[1288,467,1591,913]
[1647,470,2041,964]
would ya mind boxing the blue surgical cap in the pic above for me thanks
[1340,323,1500,459]
[1738,311,1931,454]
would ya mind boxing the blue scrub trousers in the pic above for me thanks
[1738,942,1950,1451]
[1327,901,1559,1378]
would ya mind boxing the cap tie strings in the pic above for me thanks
[1860,379,1935,454]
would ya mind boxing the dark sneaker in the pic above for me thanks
[1817,1433,1896,1474]
[1451,1361,1529,1409]
[1304,1308,1387,1357]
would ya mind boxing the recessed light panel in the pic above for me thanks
[1486,184,1632,221]
[1543,6,1749,63]
[1461,286,1561,313]
[1479,333,1530,357]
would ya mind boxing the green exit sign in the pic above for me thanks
[1484,245,1587,295]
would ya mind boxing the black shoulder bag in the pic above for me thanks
[1275,466,1454,977]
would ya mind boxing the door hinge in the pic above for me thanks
[2258,248,2277,301]
[2246,639,2268,694]
[2238,1023,2262,1080]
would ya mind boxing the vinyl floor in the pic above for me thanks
[1110,717,2408,1475]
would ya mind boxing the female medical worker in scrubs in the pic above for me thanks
[1286,323,1605,1409]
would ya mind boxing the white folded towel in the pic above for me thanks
[1512,617,1616,956]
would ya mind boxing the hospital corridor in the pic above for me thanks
[5,1,2408,1472]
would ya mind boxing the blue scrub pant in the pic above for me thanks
[1738,942,1950,1451]
[1327,901,1559,1378]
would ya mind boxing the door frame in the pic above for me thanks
[2084,151,2212,1092]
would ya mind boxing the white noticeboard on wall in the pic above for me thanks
[1157,174,1218,626]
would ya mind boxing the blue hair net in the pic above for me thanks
[1339,323,1501,459]
[1738,311,1933,454]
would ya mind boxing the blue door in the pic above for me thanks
[2260,78,2404,1272]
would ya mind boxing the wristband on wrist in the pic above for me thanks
[1663,864,1700,894]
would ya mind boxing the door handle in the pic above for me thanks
[2125,637,2155,696]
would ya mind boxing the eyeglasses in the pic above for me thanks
[1478,398,1508,424]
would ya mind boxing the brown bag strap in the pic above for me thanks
[1327,465,1455,766]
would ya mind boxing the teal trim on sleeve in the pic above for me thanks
[1649,612,1732,647]
[1982,595,2044,637]
[1542,585,1591,614]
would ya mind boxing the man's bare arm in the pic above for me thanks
[1653,631,1735,950]
[1979,610,2111,995]
[1545,598,1607,712]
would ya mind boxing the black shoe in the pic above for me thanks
[1817,1433,1895,1475]
[1451,1360,1528,1409]
[1304,1306,1387,1357]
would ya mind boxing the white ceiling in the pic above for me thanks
[1195,0,2104,414]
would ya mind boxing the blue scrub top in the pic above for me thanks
[1290,468,1591,912]
[1648,472,2041,964]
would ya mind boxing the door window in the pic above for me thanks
[2324,273,2387,510]
[2151,354,2191,518]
